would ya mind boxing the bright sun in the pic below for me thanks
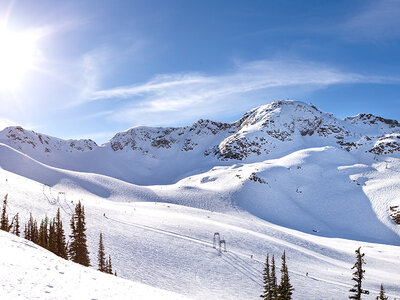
[0,28,39,91]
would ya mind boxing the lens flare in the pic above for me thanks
[0,28,40,91]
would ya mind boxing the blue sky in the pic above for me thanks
[0,0,399,143]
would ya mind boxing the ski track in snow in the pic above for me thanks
[103,213,399,298]
[0,231,189,300]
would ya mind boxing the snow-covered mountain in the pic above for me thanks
[1,100,399,185]
[1,100,400,299]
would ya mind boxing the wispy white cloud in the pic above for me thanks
[80,49,104,99]
[57,46,114,108]
[86,59,395,125]
[343,0,400,39]
[77,110,114,120]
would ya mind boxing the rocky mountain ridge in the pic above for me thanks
[1,100,399,163]
[0,126,97,153]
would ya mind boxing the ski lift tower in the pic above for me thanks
[219,239,226,253]
[213,232,220,249]
[57,191,66,203]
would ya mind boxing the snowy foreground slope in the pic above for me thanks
[0,100,400,299]
[0,231,188,299]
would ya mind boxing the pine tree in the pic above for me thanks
[55,208,68,259]
[32,219,39,244]
[25,213,39,243]
[98,232,106,272]
[260,254,276,300]
[261,254,272,299]
[68,201,90,266]
[277,250,294,300]
[48,219,57,254]
[39,216,49,248]
[105,256,109,272]
[11,213,20,236]
[270,255,277,299]
[1,194,9,231]
[25,214,32,241]
[377,284,388,300]
[106,255,113,274]
[24,224,28,239]
[349,247,369,299]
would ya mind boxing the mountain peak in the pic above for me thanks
[0,126,98,154]
[346,113,400,128]
[0,100,399,163]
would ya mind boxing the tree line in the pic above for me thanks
[1,194,115,276]
[260,246,390,299]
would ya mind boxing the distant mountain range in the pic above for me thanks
[1,100,399,185]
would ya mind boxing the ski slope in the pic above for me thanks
[0,100,399,299]
[0,145,399,299]
[0,231,188,300]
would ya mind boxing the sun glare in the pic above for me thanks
[0,28,39,91]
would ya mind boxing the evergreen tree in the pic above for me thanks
[68,201,90,266]
[15,213,20,236]
[39,216,49,248]
[24,214,32,241]
[105,256,109,273]
[98,232,106,272]
[23,224,28,239]
[48,219,57,254]
[1,194,9,231]
[349,247,369,299]
[261,254,273,299]
[11,213,20,236]
[55,208,68,259]
[32,219,39,244]
[277,250,294,300]
[270,255,277,299]
[25,213,39,243]
[377,284,388,300]
[106,255,113,274]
